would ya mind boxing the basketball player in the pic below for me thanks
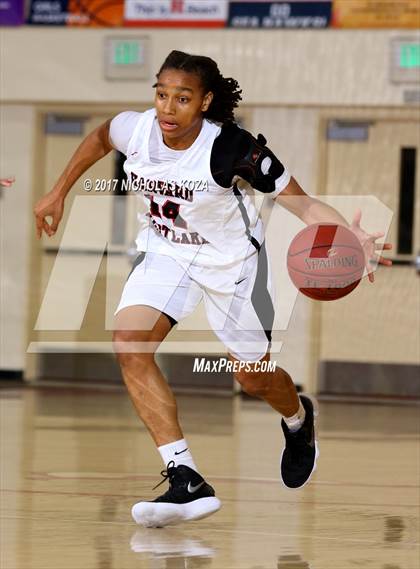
[34,51,392,528]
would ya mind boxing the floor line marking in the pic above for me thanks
[1,515,419,547]
[1,489,419,509]
[26,472,420,489]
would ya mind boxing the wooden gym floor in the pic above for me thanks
[1,384,419,569]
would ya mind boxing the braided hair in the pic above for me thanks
[155,50,242,124]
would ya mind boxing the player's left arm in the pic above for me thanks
[227,128,351,227]
[215,126,392,281]
[275,176,393,282]
[274,176,349,226]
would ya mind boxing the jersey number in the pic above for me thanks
[146,196,188,229]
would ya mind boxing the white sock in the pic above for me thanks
[158,438,198,471]
[283,400,306,433]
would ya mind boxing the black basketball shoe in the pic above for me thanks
[280,395,319,489]
[131,462,221,528]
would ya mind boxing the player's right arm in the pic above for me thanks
[34,119,113,239]
[0,177,15,187]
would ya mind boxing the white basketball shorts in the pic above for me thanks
[115,243,275,362]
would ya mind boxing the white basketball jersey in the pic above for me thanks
[124,108,265,267]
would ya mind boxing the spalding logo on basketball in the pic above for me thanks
[287,223,365,301]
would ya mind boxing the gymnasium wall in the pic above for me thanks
[0,29,412,105]
[0,106,35,370]
[0,28,417,387]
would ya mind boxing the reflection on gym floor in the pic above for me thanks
[1,385,417,569]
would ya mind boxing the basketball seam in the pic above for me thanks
[287,267,364,279]
[288,244,363,257]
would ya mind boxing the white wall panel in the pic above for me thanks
[1,29,415,106]
[250,107,319,193]
[0,106,35,369]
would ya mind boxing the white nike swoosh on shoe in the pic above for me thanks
[187,481,206,494]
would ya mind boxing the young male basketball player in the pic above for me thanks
[34,51,392,528]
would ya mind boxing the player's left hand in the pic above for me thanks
[350,208,392,283]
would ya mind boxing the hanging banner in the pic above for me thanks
[124,0,228,27]
[67,0,124,27]
[28,0,67,25]
[228,1,332,29]
[332,0,419,29]
[27,0,124,26]
[0,0,24,25]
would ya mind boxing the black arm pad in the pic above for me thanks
[210,123,286,193]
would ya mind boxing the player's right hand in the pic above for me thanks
[0,177,15,187]
[34,190,65,239]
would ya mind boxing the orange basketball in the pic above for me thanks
[287,223,365,301]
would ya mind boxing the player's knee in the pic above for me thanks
[112,329,155,368]
[234,369,271,399]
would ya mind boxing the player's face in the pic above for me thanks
[154,69,213,149]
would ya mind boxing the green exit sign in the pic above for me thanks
[114,41,140,66]
[391,39,420,84]
[400,44,420,69]
[105,37,149,80]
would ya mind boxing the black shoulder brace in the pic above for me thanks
[210,123,286,193]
